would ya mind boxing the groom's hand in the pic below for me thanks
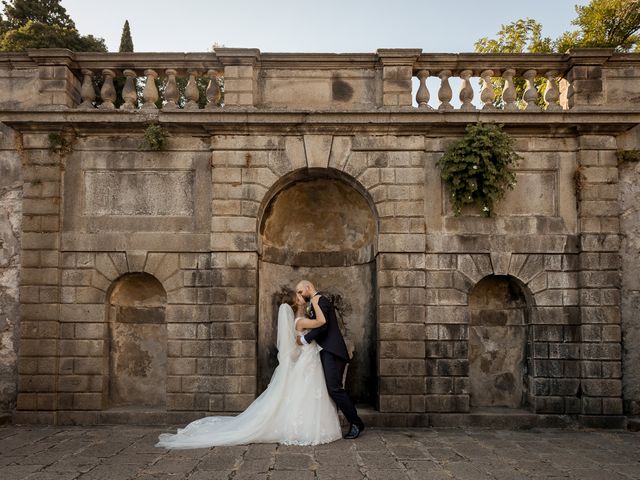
[296,336,303,345]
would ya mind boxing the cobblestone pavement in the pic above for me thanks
[0,426,638,480]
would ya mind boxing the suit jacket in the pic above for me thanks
[303,294,349,362]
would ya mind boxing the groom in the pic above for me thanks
[295,280,365,439]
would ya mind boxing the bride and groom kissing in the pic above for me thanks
[156,280,365,448]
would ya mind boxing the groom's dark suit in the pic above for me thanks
[302,293,364,429]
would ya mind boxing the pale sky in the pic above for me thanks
[61,0,589,53]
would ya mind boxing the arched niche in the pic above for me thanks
[468,275,532,409]
[106,272,167,409]
[257,168,379,406]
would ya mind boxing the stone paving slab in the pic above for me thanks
[0,426,638,479]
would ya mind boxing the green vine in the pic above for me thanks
[141,124,169,151]
[617,149,640,163]
[437,122,520,217]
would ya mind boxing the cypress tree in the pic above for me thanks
[118,19,133,52]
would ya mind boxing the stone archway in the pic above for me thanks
[106,272,167,409]
[468,275,532,409]
[257,168,379,406]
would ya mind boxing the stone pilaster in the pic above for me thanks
[576,134,624,427]
[215,48,260,108]
[15,132,63,424]
[560,49,613,110]
[377,49,422,108]
[27,49,81,109]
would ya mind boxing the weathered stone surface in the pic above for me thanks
[0,125,21,417]
[1,48,639,425]
[619,157,640,415]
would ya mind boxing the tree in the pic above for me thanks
[475,18,553,54]
[0,0,107,51]
[118,19,133,52]
[474,18,551,108]
[0,0,74,31]
[556,0,640,52]
[476,0,640,55]
[474,0,640,108]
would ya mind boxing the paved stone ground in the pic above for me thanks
[0,426,638,480]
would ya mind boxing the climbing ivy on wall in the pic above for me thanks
[437,122,521,217]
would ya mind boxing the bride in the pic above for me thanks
[156,293,342,448]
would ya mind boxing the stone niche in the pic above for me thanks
[468,275,530,409]
[106,272,167,409]
[258,170,378,405]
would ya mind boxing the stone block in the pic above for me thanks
[379,323,424,340]
[578,135,617,150]
[602,397,623,415]
[581,166,618,184]
[379,359,425,376]
[380,341,425,359]
[19,339,56,357]
[73,357,102,375]
[378,234,425,252]
[167,393,195,410]
[582,343,621,360]
[168,358,196,375]
[224,394,255,412]
[60,304,104,323]
[582,379,622,397]
[73,393,102,410]
[534,396,564,414]
[424,394,469,413]
[379,395,410,412]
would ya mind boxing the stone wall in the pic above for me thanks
[0,47,638,427]
[619,126,640,415]
[0,123,21,420]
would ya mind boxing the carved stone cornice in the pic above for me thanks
[1,109,638,136]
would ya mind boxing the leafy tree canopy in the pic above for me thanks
[0,0,107,51]
[475,18,553,54]
[476,0,640,54]
[1,0,74,30]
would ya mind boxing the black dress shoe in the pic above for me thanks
[343,423,363,439]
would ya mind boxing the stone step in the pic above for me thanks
[351,406,577,429]
[98,408,168,426]
[627,416,640,432]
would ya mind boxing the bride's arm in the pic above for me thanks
[295,296,327,330]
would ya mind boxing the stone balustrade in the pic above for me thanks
[412,53,570,111]
[0,48,638,111]
[78,66,224,111]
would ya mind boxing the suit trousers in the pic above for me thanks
[320,350,363,428]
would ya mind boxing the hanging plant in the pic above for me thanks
[437,122,521,217]
[141,124,168,151]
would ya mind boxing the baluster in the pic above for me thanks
[163,69,179,110]
[98,69,116,110]
[502,68,517,111]
[120,69,137,110]
[415,70,431,109]
[78,69,95,109]
[142,69,159,109]
[543,70,561,111]
[184,71,200,110]
[522,69,540,111]
[205,69,222,109]
[480,69,495,110]
[459,69,475,111]
[437,70,453,110]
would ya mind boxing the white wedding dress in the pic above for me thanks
[156,303,342,449]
